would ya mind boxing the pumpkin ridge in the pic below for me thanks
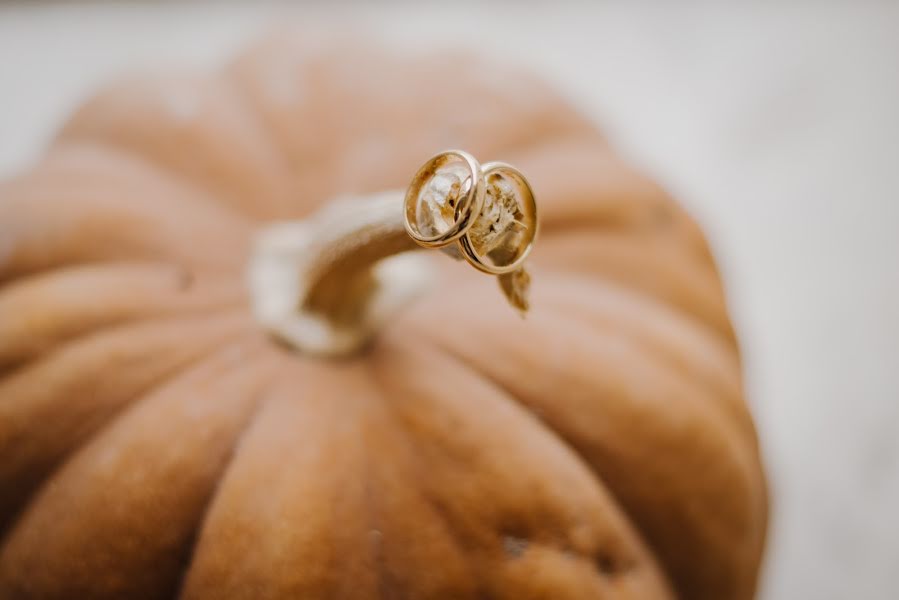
[358,417,403,600]
[533,230,736,343]
[0,261,246,372]
[0,146,252,284]
[417,338,639,524]
[363,364,486,598]
[357,376,422,599]
[0,338,280,599]
[172,359,288,600]
[176,361,389,598]
[538,219,718,267]
[389,394,650,598]
[501,137,721,271]
[417,273,758,447]
[552,322,761,597]
[57,73,295,221]
[370,338,674,598]
[53,138,259,225]
[413,309,763,598]
[491,141,640,217]
[533,274,754,443]
[0,303,247,379]
[381,344,634,555]
[217,72,304,220]
[538,219,720,275]
[0,315,255,538]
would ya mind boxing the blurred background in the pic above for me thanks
[1,2,896,598]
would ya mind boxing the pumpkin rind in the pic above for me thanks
[0,34,766,599]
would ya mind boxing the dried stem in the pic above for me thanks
[248,191,529,357]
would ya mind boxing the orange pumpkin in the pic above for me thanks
[0,35,767,599]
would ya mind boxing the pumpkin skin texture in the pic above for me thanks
[0,34,767,600]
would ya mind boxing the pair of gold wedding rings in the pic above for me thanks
[403,150,538,276]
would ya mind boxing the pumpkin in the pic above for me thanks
[0,33,767,600]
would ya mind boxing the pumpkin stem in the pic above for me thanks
[247,191,530,357]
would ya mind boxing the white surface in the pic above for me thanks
[1,3,897,598]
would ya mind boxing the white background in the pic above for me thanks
[1,3,897,598]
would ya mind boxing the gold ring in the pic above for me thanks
[403,150,538,275]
